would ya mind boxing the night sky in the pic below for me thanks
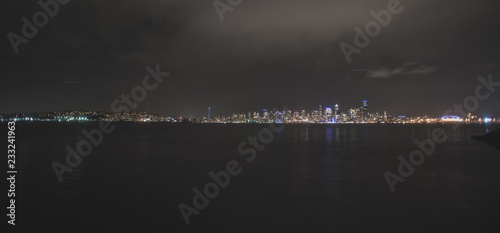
[2,0,500,117]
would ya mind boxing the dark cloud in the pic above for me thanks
[365,63,436,78]
[1,0,500,116]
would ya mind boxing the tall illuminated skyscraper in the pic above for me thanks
[325,108,332,117]
[325,107,332,122]
[208,107,211,118]
[334,104,339,121]
[362,100,368,120]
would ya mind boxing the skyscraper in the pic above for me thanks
[334,104,339,121]
[362,100,368,121]
[325,107,332,122]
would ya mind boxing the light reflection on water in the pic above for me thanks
[10,122,500,232]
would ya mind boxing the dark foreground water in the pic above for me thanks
[7,122,500,232]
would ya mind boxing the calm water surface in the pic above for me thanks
[10,122,500,232]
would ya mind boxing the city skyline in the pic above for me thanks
[1,98,499,119]
[2,99,497,124]
[3,1,500,232]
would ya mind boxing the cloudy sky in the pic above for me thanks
[1,0,499,117]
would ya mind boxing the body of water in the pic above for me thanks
[9,122,500,232]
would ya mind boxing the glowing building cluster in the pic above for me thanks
[0,100,498,124]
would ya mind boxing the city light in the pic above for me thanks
[0,101,497,124]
